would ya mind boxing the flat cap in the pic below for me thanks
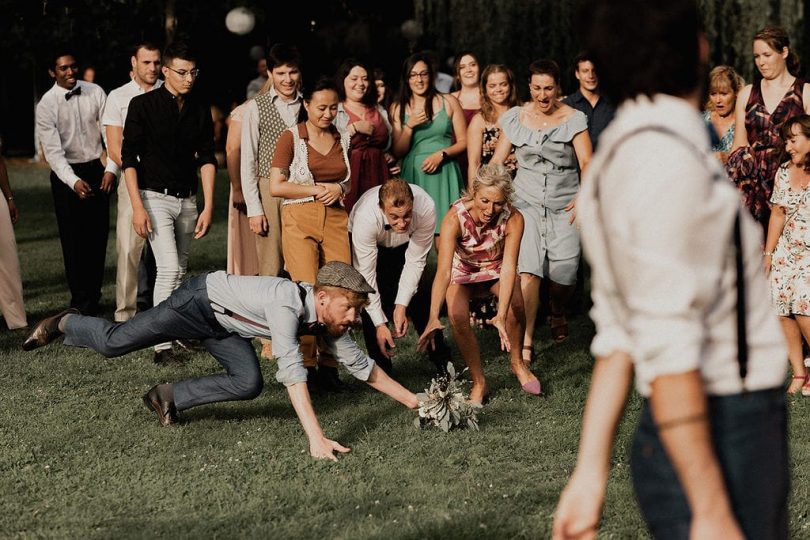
[316,261,375,294]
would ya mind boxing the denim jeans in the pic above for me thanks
[63,275,263,411]
[141,190,198,351]
[630,388,789,540]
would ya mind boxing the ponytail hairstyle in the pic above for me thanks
[753,25,800,77]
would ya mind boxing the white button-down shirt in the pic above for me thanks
[348,184,436,326]
[36,81,107,189]
[101,78,163,177]
[240,87,303,217]
[578,94,787,397]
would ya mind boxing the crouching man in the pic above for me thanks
[23,261,419,461]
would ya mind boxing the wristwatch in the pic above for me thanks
[440,150,448,162]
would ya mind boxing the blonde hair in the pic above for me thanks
[464,163,513,204]
[705,65,743,110]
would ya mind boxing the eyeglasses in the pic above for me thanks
[409,71,430,80]
[166,66,201,79]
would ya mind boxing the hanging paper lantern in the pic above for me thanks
[225,7,255,35]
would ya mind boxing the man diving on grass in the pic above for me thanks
[23,261,419,461]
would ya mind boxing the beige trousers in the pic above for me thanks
[227,188,259,275]
[114,178,146,322]
[0,197,26,329]
[254,178,285,277]
[282,201,351,369]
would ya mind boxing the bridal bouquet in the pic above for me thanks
[415,363,481,432]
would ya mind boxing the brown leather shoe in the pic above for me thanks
[142,384,178,427]
[22,308,79,351]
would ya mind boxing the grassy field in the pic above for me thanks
[2,160,809,538]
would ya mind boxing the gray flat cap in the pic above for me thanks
[316,261,376,294]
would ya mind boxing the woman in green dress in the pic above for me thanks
[391,52,468,234]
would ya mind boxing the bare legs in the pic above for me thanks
[447,281,537,403]
[520,272,575,362]
[520,273,541,363]
[783,315,810,393]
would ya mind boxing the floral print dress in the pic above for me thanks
[770,163,810,316]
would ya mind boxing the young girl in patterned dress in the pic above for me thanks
[417,163,541,404]
[764,115,810,394]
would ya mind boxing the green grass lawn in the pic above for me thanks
[2,161,809,538]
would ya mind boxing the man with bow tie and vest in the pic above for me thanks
[36,49,111,316]
[348,178,452,375]
[23,261,419,461]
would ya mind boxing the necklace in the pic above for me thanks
[526,103,557,126]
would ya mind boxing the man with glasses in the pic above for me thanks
[102,42,163,323]
[121,41,216,365]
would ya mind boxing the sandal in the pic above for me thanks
[549,315,568,343]
[788,374,807,394]
[522,345,536,366]
[802,376,810,397]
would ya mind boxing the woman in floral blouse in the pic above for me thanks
[764,114,810,394]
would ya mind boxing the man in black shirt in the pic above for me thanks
[121,41,216,364]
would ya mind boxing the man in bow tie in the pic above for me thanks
[23,261,419,461]
[348,178,451,375]
[36,50,110,316]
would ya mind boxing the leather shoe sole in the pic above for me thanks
[142,385,178,427]
[22,308,79,351]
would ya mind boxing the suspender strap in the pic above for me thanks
[210,282,314,334]
[593,125,748,388]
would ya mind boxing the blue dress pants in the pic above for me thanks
[63,275,263,411]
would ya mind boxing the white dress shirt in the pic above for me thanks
[348,185,436,326]
[36,81,107,189]
[579,93,787,397]
[101,78,163,176]
[240,87,303,217]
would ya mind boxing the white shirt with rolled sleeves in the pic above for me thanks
[240,87,303,217]
[101,78,163,177]
[347,184,436,327]
[204,272,375,387]
[35,80,107,190]
[578,93,787,398]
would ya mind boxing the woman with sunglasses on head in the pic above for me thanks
[391,52,467,234]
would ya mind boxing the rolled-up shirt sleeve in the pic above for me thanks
[610,139,736,379]
[121,99,145,172]
[240,101,264,217]
[267,306,309,386]
[36,98,80,189]
[326,332,375,381]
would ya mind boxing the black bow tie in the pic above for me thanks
[65,86,82,100]
[298,321,327,337]
[384,224,392,231]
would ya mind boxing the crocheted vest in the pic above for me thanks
[255,93,292,178]
[285,127,352,205]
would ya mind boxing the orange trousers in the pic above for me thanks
[281,201,350,368]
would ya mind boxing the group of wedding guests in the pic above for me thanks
[218,44,610,398]
[6,22,810,402]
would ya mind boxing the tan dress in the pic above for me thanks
[0,196,26,328]
[227,103,260,276]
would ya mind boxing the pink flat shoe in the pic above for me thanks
[521,378,542,396]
